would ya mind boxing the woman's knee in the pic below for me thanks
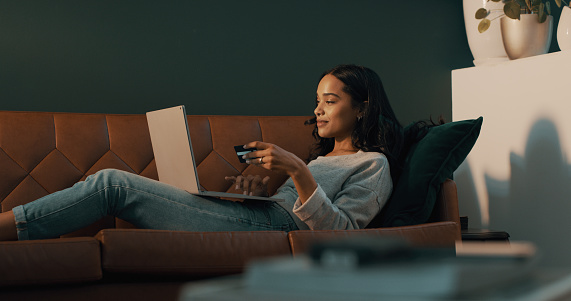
[89,168,132,184]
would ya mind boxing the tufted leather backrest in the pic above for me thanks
[0,111,314,235]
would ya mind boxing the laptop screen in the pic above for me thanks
[146,105,201,194]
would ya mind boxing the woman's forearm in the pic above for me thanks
[289,161,318,204]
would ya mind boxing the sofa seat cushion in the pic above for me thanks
[95,229,291,276]
[0,237,102,286]
[288,221,458,256]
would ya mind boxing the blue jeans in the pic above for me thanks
[12,169,298,240]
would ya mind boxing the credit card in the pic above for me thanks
[234,145,257,163]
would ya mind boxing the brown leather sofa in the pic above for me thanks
[0,110,460,300]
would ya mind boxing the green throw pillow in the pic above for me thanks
[370,117,483,228]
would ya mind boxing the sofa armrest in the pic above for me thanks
[0,237,102,287]
[428,179,461,225]
[287,221,458,256]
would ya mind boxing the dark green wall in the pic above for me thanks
[0,1,473,125]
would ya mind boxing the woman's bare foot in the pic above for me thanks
[0,211,17,241]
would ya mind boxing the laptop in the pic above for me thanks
[146,105,282,202]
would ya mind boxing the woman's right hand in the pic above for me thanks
[225,175,270,197]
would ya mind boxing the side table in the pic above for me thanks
[461,228,510,242]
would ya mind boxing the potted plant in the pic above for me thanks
[475,0,556,59]
[463,0,509,66]
[476,0,553,33]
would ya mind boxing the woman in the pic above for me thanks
[0,64,403,241]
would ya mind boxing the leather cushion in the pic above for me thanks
[288,221,459,256]
[96,229,292,276]
[0,237,102,286]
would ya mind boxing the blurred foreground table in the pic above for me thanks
[178,268,571,301]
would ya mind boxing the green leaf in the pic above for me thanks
[538,3,547,22]
[478,19,491,33]
[526,0,533,11]
[475,8,489,19]
[546,1,551,14]
[505,2,522,19]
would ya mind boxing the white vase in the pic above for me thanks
[463,0,509,66]
[500,15,553,60]
[557,6,571,51]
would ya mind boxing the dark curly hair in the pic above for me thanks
[305,64,405,182]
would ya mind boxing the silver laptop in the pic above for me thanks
[146,105,282,202]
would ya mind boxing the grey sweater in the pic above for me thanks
[272,150,392,230]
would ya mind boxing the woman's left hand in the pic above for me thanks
[242,141,305,177]
[225,174,270,197]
